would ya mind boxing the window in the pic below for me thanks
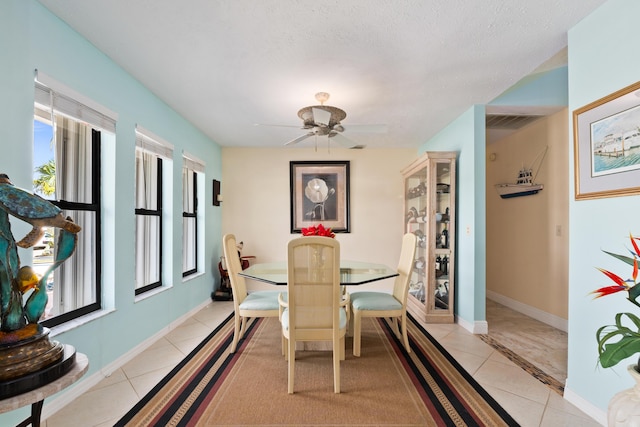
[135,149,162,293]
[182,153,204,277]
[182,168,197,276]
[33,74,115,327]
[134,128,173,295]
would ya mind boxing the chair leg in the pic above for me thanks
[239,316,248,339]
[333,336,341,393]
[339,336,345,361]
[231,314,241,353]
[353,310,362,357]
[283,336,289,361]
[401,313,411,354]
[287,337,295,394]
[282,335,286,357]
[345,302,351,335]
[390,317,401,340]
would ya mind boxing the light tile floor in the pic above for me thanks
[485,299,567,385]
[43,300,601,427]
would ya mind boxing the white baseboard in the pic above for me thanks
[486,290,568,332]
[456,316,488,334]
[563,385,607,426]
[41,298,213,421]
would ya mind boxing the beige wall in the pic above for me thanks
[486,109,569,320]
[221,146,416,291]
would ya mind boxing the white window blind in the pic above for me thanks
[135,125,174,159]
[183,151,205,173]
[34,70,117,133]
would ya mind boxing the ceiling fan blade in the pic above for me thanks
[284,132,314,146]
[254,123,302,128]
[329,132,358,149]
[312,107,332,127]
[341,124,388,133]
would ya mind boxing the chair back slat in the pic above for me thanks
[223,234,248,308]
[287,237,340,335]
[393,233,418,305]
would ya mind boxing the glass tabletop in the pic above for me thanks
[238,260,398,286]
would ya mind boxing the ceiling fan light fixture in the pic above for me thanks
[297,105,346,127]
[266,91,386,149]
[315,92,330,105]
[299,110,313,121]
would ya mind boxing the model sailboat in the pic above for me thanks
[495,147,548,199]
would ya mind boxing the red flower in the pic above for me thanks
[591,234,640,307]
[591,285,629,299]
[301,224,335,238]
[597,267,628,288]
[631,233,640,258]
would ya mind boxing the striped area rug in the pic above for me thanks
[116,313,519,426]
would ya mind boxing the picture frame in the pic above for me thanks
[212,179,221,206]
[573,80,640,200]
[290,160,350,233]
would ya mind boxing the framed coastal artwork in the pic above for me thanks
[289,160,350,233]
[573,80,640,200]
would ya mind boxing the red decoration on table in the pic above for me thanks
[301,224,335,238]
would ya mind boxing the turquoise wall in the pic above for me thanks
[418,106,486,326]
[490,66,568,107]
[567,0,640,413]
[0,2,222,424]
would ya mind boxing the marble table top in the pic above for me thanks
[0,352,88,413]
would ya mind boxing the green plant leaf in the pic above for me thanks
[597,326,625,344]
[596,313,640,367]
[603,250,636,267]
[597,327,629,354]
[615,312,640,329]
[599,336,640,368]
[629,286,640,305]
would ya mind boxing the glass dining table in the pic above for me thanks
[238,260,398,286]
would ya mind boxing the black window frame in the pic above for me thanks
[134,156,163,295]
[182,170,198,277]
[41,129,102,328]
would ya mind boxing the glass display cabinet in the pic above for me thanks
[401,152,456,323]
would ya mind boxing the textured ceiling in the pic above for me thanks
[36,0,606,148]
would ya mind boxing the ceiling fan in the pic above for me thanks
[257,92,387,149]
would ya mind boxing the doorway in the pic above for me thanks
[484,109,569,390]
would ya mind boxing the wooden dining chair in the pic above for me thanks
[223,233,281,353]
[350,232,417,356]
[278,236,349,393]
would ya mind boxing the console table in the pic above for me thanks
[0,353,88,427]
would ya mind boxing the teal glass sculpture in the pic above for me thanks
[0,174,80,336]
